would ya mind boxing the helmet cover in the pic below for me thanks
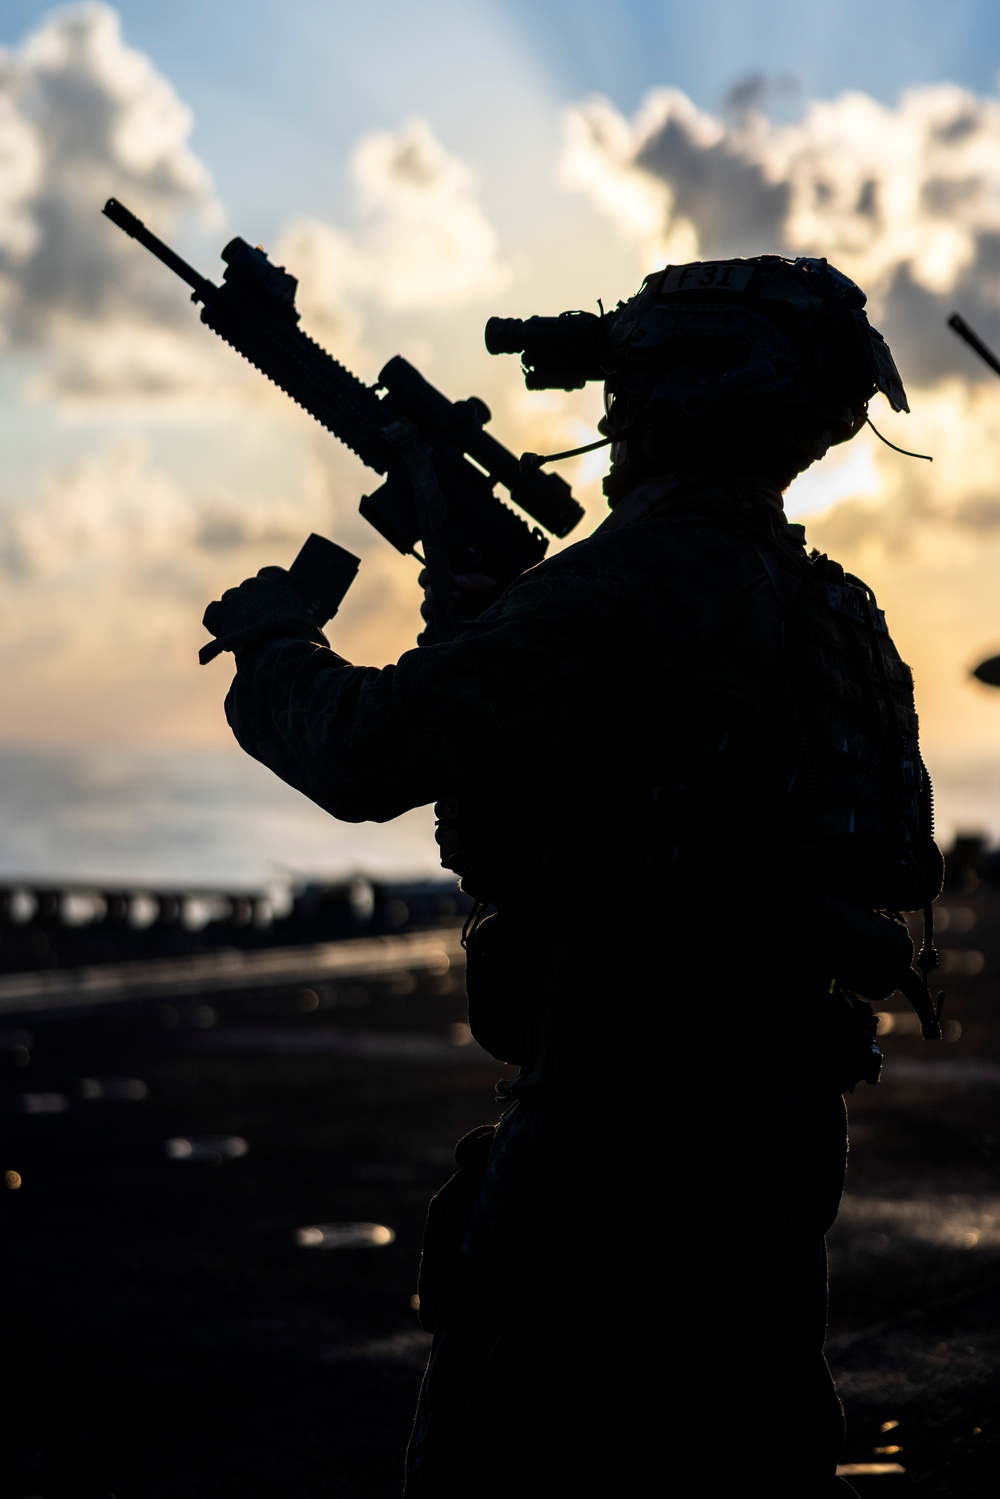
[601,255,907,488]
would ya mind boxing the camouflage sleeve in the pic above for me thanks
[223,564,627,824]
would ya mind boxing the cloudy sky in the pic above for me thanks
[3,0,1000,861]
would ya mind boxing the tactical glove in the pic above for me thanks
[416,567,500,647]
[200,566,329,665]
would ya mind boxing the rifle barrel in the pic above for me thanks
[948,311,1000,379]
[103,198,216,303]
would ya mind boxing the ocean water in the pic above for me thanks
[0,745,440,890]
[0,743,994,896]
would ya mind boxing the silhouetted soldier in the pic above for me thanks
[203,257,942,1497]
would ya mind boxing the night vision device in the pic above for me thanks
[485,311,606,390]
[484,256,909,421]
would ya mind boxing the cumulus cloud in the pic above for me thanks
[807,379,1000,554]
[0,435,424,737]
[351,117,511,309]
[0,3,217,369]
[560,82,1000,385]
[0,438,315,595]
[0,8,511,403]
[274,117,512,356]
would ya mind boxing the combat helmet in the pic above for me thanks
[486,255,908,497]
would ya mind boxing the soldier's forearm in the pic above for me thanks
[224,637,444,822]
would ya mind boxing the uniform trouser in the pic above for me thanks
[405,956,854,1497]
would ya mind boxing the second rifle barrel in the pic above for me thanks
[948,311,1000,379]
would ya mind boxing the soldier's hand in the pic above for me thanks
[417,570,499,647]
[200,566,328,665]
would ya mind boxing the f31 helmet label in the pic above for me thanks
[659,261,755,293]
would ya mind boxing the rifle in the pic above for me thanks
[102,199,584,643]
